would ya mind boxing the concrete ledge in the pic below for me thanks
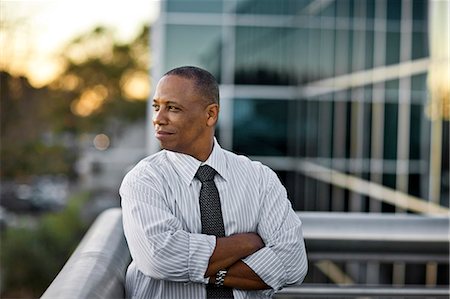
[41,208,130,299]
[41,208,450,298]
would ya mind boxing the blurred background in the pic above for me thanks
[1,1,157,297]
[1,0,449,298]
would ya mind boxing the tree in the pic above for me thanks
[0,192,90,298]
[49,25,150,133]
[1,25,150,180]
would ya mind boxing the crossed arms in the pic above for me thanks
[120,167,307,292]
[206,233,269,289]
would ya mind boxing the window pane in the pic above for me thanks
[383,102,398,160]
[386,31,400,65]
[164,25,222,81]
[233,98,288,155]
[412,31,428,60]
[236,0,306,15]
[234,27,297,85]
[167,0,223,13]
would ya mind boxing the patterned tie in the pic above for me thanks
[196,165,234,299]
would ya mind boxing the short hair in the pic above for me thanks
[164,66,220,105]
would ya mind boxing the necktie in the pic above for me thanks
[196,165,234,299]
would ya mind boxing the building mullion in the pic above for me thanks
[367,0,388,286]
[331,0,350,213]
[217,0,237,150]
[392,0,413,287]
[349,0,367,214]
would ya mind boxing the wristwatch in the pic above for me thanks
[215,269,227,287]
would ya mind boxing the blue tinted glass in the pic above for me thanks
[366,0,375,19]
[234,27,298,85]
[365,30,374,69]
[409,104,422,160]
[235,0,307,15]
[412,0,427,21]
[387,0,402,20]
[383,102,398,160]
[164,25,222,81]
[385,32,400,65]
[412,31,428,60]
[167,0,223,13]
[320,0,336,17]
[334,29,352,76]
[233,98,288,155]
[411,74,427,105]
[411,74,427,91]
[317,29,337,79]
[335,0,351,18]
[408,174,422,197]
[385,79,399,103]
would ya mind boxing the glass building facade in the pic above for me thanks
[150,0,448,213]
[149,0,449,287]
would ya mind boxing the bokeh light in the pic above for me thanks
[93,133,110,151]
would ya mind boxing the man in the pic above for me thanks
[120,66,307,299]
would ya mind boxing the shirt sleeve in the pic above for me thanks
[241,165,308,292]
[120,165,216,284]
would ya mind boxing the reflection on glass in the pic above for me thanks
[164,25,222,81]
[234,26,298,85]
[236,0,305,16]
[385,32,400,66]
[166,0,223,13]
[233,98,288,155]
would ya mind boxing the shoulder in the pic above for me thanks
[126,150,168,177]
[222,149,279,183]
[120,151,168,192]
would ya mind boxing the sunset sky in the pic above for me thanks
[1,0,160,87]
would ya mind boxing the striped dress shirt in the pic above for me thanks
[120,139,308,299]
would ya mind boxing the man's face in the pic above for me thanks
[152,75,214,158]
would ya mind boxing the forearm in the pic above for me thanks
[223,260,270,290]
[205,233,270,290]
[205,232,263,277]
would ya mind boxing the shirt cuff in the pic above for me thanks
[188,234,216,284]
[242,247,287,291]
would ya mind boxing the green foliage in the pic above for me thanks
[1,141,76,179]
[51,25,150,130]
[0,22,150,299]
[1,24,150,180]
[0,192,90,298]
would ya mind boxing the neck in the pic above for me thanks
[196,138,214,162]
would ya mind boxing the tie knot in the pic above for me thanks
[195,165,216,182]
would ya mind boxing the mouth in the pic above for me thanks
[155,130,175,139]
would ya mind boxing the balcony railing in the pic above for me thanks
[41,208,450,299]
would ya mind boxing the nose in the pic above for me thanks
[152,109,168,126]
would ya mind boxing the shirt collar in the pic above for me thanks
[203,138,228,182]
[166,138,228,185]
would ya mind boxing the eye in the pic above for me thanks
[152,104,160,111]
[168,105,180,112]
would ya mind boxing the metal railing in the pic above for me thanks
[275,285,450,298]
[41,209,130,299]
[41,208,449,299]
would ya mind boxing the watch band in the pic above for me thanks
[215,269,227,287]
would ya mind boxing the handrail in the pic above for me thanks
[41,208,449,299]
[299,211,449,262]
[41,208,130,299]
[276,284,450,298]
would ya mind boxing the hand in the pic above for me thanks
[205,232,265,277]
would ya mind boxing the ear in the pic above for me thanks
[206,103,219,127]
